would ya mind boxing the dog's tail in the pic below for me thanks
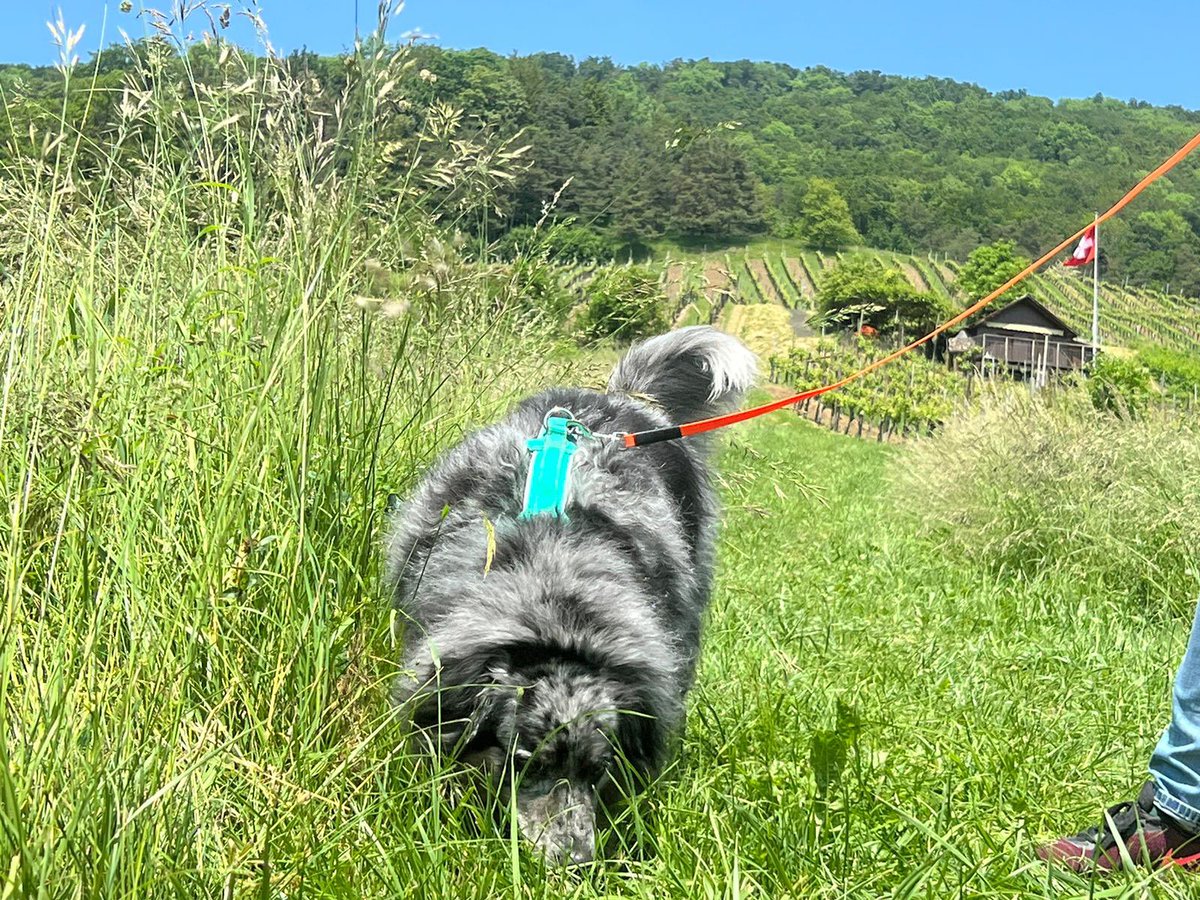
[608,326,757,425]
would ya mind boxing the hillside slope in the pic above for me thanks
[665,241,1200,354]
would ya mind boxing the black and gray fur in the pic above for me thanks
[385,326,756,864]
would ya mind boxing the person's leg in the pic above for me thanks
[1038,600,1200,871]
[1150,599,1200,832]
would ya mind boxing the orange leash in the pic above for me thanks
[623,129,1200,449]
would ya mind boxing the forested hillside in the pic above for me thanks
[413,49,1200,292]
[4,42,1200,292]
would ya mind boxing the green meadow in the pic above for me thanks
[3,13,1200,899]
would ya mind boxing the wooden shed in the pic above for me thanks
[949,295,1097,381]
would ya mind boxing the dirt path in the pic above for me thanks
[720,303,795,360]
[790,307,814,337]
[897,260,928,292]
[784,257,816,300]
[703,262,732,302]
[665,263,684,302]
[746,258,783,305]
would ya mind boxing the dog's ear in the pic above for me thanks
[608,685,668,783]
[614,708,657,771]
[394,650,515,758]
[455,662,520,770]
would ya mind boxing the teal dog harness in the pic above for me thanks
[519,408,589,519]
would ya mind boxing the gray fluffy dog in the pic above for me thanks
[385,326,756,864]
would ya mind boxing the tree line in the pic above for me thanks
[3,42,1200,292]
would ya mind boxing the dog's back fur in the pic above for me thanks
[385,326,755,862]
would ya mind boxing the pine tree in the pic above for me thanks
[668,137,765,241]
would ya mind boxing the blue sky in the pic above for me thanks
[5,1,1198,109]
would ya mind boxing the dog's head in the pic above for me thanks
[399,651,659,865]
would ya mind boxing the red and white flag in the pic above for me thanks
[1064,226,1096,267]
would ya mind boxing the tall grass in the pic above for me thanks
[0,7,580,895]
[897,390,1200,614]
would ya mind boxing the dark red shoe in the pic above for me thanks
[1037,782,1200,872]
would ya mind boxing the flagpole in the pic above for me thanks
[1091,212,1100,358]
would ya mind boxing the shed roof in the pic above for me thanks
[968,295,1088,344]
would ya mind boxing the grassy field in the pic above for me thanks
[6,313,1198,898]
[694,407,1193,898]
[4,19,1200,900]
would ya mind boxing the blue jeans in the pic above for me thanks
[1151,600,1200,832]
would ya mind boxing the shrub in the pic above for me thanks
[578,265,670,342]
[494,223,618,263]
[495,254,574,324]
[897,393,1200,611]
[1136,345,1200,402]
[1087,353,1153,416]
[816,255,951,335]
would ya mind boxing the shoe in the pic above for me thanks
[1037,781,1200,872]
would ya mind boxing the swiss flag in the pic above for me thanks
[1064,226,1096,267]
